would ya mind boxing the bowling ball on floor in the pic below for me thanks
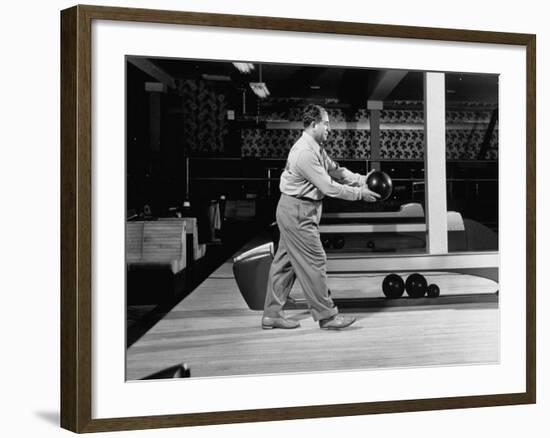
[405,273,428,298]
[382,273,405,299]
[427,283,440,298]
[366,170,393,201]
[332,235,346,249]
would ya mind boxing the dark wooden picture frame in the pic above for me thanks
[61,4,536,433]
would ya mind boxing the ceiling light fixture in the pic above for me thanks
[233,62,255,74]
[249,82,270,98]
[249,63,270,98]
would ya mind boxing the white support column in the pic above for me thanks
[424,72,448,254]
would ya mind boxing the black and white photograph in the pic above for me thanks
[3,0,546,436]
[54,3,537,433]
[124,57,500,380]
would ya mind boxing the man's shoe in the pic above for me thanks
[319,314,356,330]
[262,316,300,330]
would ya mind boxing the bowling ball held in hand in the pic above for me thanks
[366,170,393,201]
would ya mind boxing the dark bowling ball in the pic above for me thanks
[366,170,393,201]
[321,235,331,249]
[366,240,375,249]
[405,273,428,298]
[332,235,345,249]
[427,283,440,298]
[382,273,405,299]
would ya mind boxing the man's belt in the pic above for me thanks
[287,193,321,202]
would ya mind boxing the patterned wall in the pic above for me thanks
[379,109,495,124]
[446,129,498,159]
[241,129,371,159]
[241,128,498,160]
[241,104,498,160]
[181,79,228,155]
[266,108,369,123]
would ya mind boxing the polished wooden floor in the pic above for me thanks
[126,242,499,380]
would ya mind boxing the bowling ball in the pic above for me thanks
[366,171,393,201]
[321,235,331,249]
[405,273,428,298]
[382,274,405,299]
[427,283,440,298]
[366,240,375,249]
[332,235,345,249]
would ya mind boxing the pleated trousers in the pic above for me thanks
[263,194,338,321]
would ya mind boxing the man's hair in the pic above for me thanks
[302,104,326,128]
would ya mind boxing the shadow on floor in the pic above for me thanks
[34,411,59,427]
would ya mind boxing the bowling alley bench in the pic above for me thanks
[126,218,207,304]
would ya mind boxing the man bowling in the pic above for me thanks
[262,104,380,330]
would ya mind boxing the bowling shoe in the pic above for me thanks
[319,314,356,330]
[261,316,300,330]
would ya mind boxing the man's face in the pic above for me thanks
[312,111,330,144]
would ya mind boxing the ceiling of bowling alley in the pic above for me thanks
[129,56,498,108]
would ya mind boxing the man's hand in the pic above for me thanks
[357,169,376,187]
[360,186,380,202]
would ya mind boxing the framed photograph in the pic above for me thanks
[60,4,536,433]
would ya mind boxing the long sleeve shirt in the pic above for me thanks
[279,132,366,201]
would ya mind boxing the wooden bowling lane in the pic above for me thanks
[126,254,499,380]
